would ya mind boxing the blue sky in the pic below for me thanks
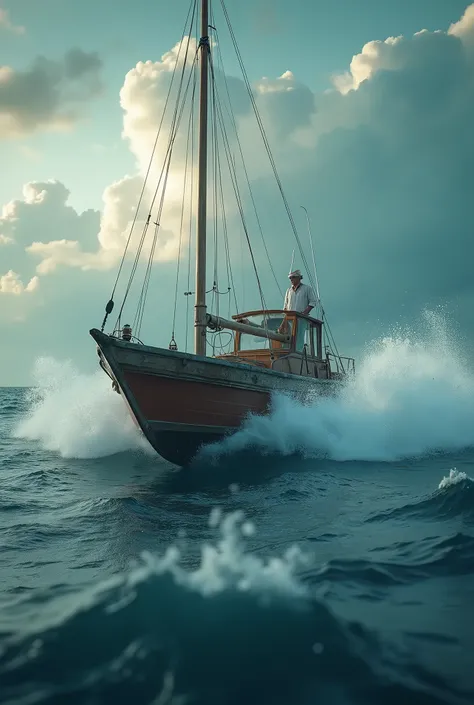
[1,0,474,384]
[1,0,469,211]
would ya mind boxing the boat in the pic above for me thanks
[90,0,355,466]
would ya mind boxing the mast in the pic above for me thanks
[194,0,209,356]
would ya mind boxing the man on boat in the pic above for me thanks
[283,269,317,315]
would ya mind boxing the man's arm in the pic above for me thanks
[302,285,317,316]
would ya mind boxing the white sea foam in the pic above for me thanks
[14,357,148,458]
[15,311,474,463]
[127,510,309,599]
[438,468,471,490]
[206,311,474,462]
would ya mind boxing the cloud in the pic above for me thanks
[0,49,103,138]
[3,3,474,368]
[0,180,100,250]
[0,270,38,294]
[2,40,207,277]
[281,11,474,325]
[449,3,474,42]
[0,37,272,280]
[0,7,25,35]
[27,239,113,274]
[0,180,106,280]
[11,39,229,276]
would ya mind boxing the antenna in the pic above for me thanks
[300,206,320,303]
[289,248,295,274]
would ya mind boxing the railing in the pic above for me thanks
[326,351,356,375]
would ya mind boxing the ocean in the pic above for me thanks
[1,314,474,705]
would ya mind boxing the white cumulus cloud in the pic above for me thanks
[0,270,38,294]
[449,3,474,41]
[2,3,474,349]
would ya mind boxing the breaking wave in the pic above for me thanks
[204,311,474,463]
[368,469,474,524]
[1,511,470,705]
[13,357,148,459]
[12,311,474,464]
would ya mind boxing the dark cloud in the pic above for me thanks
[63,48,102,79]
[0,49,103,138]
[3,5,474,377]
[236,11,474,352]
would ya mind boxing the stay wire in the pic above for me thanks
[171,73,197,342]
[103,0,198,329]
[209,66,236,320]
[209,52,268,313]
[219,0,347,362]
[134,51,199,336]
[185,71,196,352]
[219,0,315,293]
[117,43,199,328]
[211,23,283,299]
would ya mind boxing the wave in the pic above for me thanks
[0,511,470,705]
[10,311,474,464]
[202,311,474,463]
[369,469,474,523]
[12,357,150,459]
[317,532,474,588]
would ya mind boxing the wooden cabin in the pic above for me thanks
[215,309,333,379]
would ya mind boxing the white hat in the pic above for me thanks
[288,269,302,279]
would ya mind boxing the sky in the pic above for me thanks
[1,0,474,385]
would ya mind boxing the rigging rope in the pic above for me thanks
[211,22,283,300]
[219,0,315,294]
[134,145,174,337]
[100,0,198,332]
[185,79,196,352]
[116,39,200,331]
[216,139,239,315]
[210,64,220,318]
[100,0,345,371]
[219,0,345,366]
[171,72,197,346]
[208,52,268,314]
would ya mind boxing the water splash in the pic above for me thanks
[135,509,309,599]
[207,311,474,462]
[14,357,148,459]
[439,468,471,490]
[1,511,469,705]
[14,311,474,463]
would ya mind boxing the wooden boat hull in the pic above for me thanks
[90,328,337,466]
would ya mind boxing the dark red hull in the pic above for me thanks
[90,328,336,465]
[123,370,269,427]
[122,369,270,465]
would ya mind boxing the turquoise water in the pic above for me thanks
[1,318,474,704]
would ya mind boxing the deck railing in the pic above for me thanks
[326,350,356,375]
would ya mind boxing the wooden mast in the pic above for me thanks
[194,0,209,356]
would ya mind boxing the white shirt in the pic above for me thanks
[283,282,317,313]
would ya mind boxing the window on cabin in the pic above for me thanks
[238,314,293,351]
[295,319,314,353]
